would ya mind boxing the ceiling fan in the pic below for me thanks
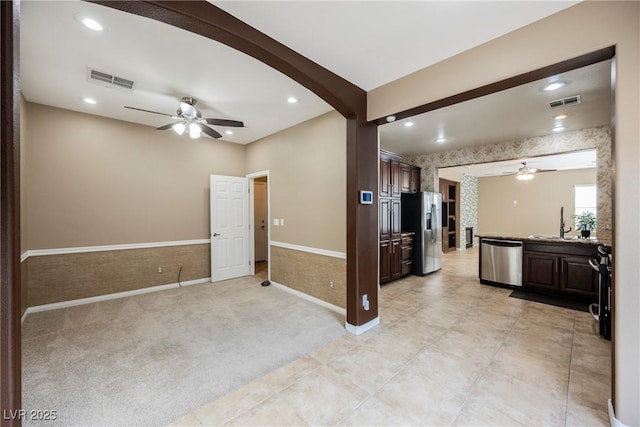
[125,97,244,139]
[502,162,556,181]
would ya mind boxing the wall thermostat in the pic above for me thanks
[359,190,373,205]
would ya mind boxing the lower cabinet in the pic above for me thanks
[380,234,414,285]
[523,242,597,301]
[380,241,391,283]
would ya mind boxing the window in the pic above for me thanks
[575,184,597,227]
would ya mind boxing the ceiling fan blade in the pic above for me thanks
[200,125,222,139]
[125,106,174,117]
[205,118,245,127]
[156,122,181,130]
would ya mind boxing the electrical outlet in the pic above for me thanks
[329,281,334,288]
[158,267,163,273]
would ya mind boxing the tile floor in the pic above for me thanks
[171,248,611,426]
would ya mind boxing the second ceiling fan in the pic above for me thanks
[125,97,244,139]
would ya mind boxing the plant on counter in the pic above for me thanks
[573,211,597,238]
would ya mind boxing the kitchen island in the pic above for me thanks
[478,234,600,302]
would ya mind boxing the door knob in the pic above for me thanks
[213,233,221,237]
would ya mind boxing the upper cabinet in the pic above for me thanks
[380,151,420,196]
[401,163,420,194]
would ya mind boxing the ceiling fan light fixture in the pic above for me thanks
[516,172,534,181]
[287,96,298,104]
[172,122,186,135]
[189,123,201,139]
[82,97,96,105]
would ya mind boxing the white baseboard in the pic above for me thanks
[22,277,211,319]
[269,280,346,316]
[345,316,380,335]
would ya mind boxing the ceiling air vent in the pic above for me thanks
[548,95,581,109]
[88,68,135,91]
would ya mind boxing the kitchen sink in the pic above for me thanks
[528,235,580,240]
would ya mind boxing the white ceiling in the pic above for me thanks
[20,0,586,149]
[212,1,578,91]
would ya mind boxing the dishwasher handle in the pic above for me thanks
[481,238,523,248]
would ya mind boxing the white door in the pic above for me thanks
[253,181,268,262]
[210,175,250,282]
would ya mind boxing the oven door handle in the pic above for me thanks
[588,258,600,272]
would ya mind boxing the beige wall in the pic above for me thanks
[369,2,639,423]
[245,110,346,253]
[478,168,596,238]
[24,102,245,249]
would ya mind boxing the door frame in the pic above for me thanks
[246,170,271,279]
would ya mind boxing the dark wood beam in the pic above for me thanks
[1,0,22,424]
[371,46,616,126]
[88,1,367,122]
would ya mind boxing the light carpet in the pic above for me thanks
[22,276,346,426]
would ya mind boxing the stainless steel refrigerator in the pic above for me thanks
[401,191,443,275]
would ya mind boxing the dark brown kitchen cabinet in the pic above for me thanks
[400,234,414,276]
[380,151,418,197]
[523,241,597,301]
[380,197,401,241]
[401,164,421,194]
[410,167,420,193]
[380,238,404,284]
[380,198,391,241]
[379,150,421,284]
[380,152,401,197]
[523,252,559,291]
[380,156,391,197]
[560,256,598,296]
[390,239,402,280]
[380,241,391,283]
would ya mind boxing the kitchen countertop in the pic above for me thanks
[476,233,601,246]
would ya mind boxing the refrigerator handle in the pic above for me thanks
[431,203,437,243]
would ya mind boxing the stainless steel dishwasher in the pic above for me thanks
[480,238,523,287]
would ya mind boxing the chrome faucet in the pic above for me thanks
[560,206,572,238]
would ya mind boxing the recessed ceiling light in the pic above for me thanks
[436,137,447,143]
[404,121,414,127]
[225,130,233,135]
[552,126,566,132]
[287,97,298,104]
[83,97,97,105]
[543,81,566,92]
[554,114,568,120]
[386,115,396,123]
[81,17,103,32]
